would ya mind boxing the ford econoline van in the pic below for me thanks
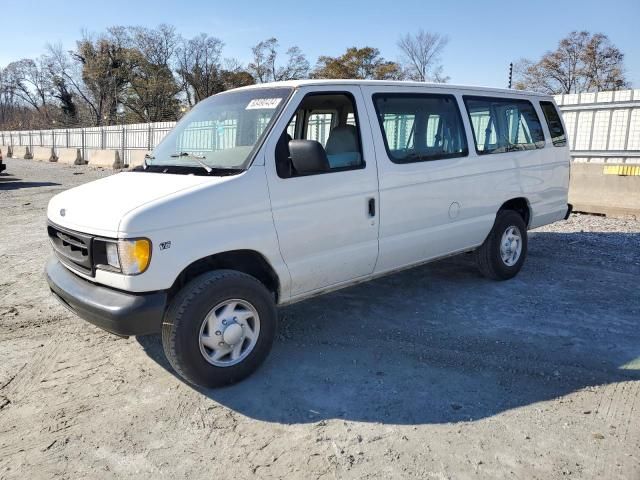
[45,80,571,387]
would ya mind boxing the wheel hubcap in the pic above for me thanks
[500,226,522,267]
[198,299,260,367]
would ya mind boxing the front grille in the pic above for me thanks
[47,223,94,276]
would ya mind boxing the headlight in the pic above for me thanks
[118,239,151,275]
[95,238,151,275]
[105,242,120,269]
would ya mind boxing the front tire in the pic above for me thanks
[474,210,528,280]
[162,270,277,388]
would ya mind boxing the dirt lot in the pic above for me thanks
[0,157,639,479]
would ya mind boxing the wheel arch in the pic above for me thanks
[168,249,281,303]
[498,197,531,227]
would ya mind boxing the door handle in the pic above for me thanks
[368,198,376,217]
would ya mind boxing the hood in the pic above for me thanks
[47,172,217,236]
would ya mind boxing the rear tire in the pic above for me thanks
[474,210,528,280]
[162,270,277,388]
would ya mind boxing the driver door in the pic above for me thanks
[263,86,380,298]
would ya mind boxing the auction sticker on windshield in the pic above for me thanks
[246,98,282,110]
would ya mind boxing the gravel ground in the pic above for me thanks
[0,157,639,479]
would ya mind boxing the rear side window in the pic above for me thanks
[464,96,545,155]
[540,101,567,146]
[372,93,468,163]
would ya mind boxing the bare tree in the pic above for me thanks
[176,34,224,105]
[582,33,628,91]
[3,57,52,119]
[130,24,178,68]
[514,31,628,94]
[248,38,309,83]
[46,43,98,125]
[398,30,448,82]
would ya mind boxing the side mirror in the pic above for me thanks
[288,140,330,175]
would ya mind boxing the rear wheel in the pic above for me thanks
[474,210,528,280]
[162,270,277,388]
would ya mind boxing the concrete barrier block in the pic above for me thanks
[32,146,57,162]
[569,163,640,218]
[12,146,27,158]
[57,148,84,165]
[87,149,124,169]
[24,146,33,159]
[127,150,151,169]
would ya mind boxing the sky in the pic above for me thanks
[1,0,639,88]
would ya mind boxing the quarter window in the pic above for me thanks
[540,101,567,146]
[464,96,545,154]
[372,93,468,163]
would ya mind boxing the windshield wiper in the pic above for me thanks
[170,152,212,174]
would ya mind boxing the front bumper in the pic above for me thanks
[45,258,166,336]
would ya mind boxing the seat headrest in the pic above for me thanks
[325,125,359,155]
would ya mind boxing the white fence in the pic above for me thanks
[0,122,176,165]
[1,88,639,165]
[554,89,640,164]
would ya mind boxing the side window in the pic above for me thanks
[372,93,468,163]
[540,101,567,146]
[275,92,364,178]
[464,96,545,154]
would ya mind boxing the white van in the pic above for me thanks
[46,80,571,387]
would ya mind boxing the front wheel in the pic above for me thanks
[162,270,277,388]
[474,210,528,280]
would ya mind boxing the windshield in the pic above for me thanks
[149,87,292,171]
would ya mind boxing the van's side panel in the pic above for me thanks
[362,85,521,273]
[263,86,380,298]
[528,99,570,228]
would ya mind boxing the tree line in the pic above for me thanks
[514,31,628,94]
[0,26,448,130]
[0,27,629,131]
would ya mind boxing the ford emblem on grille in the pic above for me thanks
[60,208,66,217]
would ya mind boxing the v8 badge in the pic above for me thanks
[159,241,171,250]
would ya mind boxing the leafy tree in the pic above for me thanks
[514,31,628,94]
[248,38,309,83]
[398,30,449,82]
[70,28,137,125]
[123,25,182,122]
[220,59,256,90]
[312,47,404,80]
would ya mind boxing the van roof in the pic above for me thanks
[231,79,552,98]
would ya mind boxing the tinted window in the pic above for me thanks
[464,96,545,155]
[540,101,567,146]
[372,93,468,163]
